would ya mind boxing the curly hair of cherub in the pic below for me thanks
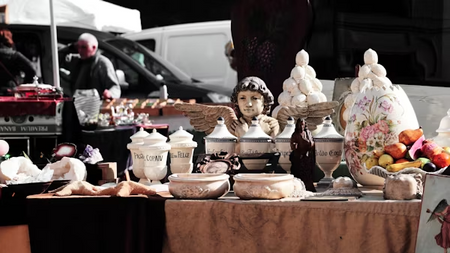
[231,76,274,116]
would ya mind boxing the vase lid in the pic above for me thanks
[240,117,272,140]
[130,127,150,143]
[436,109,450,133]
[314,116,344,139]
[143,129,168,146]
[169,126,198,148]
[275,116,295,140]
[205,117,237,140]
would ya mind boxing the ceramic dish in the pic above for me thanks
[233,173,294,200]
[168,173,230,199]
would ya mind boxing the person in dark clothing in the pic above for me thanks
[59,33,121,99]
[0,28,36,95]
[230,0,313,108]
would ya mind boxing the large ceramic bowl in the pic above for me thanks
[233,173,294,200]
[344,85,419,186]
[168,173,230,199]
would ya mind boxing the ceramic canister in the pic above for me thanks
[204,117,238,154]
[274,116,296,174]
[127,127,150,183]
[432,109,450,148]
[168,126,198,174]
[239,117,273,155]
[344,85,419,186]
[139,129,171,184]
[314,116,344,186]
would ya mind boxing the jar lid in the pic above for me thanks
[240,117,272,140]
[205,117,237,140]
[130,127,150,143]
[314,116,344,139]
[275,116,295,140]
[168,126,198,148]
[436,109,450,133]
[143,129,168,146]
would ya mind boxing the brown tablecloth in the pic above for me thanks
[163,191,421,253]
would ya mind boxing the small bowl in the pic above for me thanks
[233,173,294,200]
[240,153,274,171]
[168,173,230,199]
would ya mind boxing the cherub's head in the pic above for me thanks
[231,76,274,118]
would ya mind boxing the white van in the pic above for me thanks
[122,20,237,90]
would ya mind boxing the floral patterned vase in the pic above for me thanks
[344,86,419,186]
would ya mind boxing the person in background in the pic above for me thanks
[224,40,237,71]
[59,33,121,99]
[230,0,313,108]
[0,28,36,95]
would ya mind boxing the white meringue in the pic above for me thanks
[307,92,321,105]
[364,48,378,64]
[290,66,306,81]
[305,65,316,79]
[278,91,292,106]
[291,94,307,106]
[350,78,360,93]
[290,87,303,96]
[298,79,313,95]
[295,49,309,66]
[371,64,387,77]
[282,77,298,92]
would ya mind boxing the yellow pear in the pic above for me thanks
[378,154,394,168]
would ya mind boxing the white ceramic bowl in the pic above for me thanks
[168,173,230,199]
[233,173,294,200]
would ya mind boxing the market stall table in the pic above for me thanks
[163,189,421,253]
[0,186,422,253]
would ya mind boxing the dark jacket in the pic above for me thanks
[59,45,121,99]
[0,45,36,91]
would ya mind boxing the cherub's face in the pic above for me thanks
[237,90,264,118]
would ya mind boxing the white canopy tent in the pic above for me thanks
[0,0,142,33]
[0,0,141,87]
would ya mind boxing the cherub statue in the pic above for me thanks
[175,76,338,138]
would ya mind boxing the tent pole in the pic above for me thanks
[49,0,60,88]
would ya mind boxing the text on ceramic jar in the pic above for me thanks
[317,149,342,157]
[145,155,164,162]
[170,151,190,159]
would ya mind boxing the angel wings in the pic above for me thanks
[174,101,339,136]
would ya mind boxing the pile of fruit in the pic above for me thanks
[363,127,450,172]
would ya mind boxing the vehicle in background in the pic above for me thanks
[4,24,231,103]
[122,20,237,90]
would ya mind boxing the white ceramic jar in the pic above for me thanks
[204,117,238,154]
[432,109,450,148]
[127,127,150,183]
[274,116,296,174]
[239,117,273,170]
[314,116,344,187]
[239,117,273,155]
[139,129,171,184]
[168,126,198,174]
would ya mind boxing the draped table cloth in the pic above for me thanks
[163,189,421,253]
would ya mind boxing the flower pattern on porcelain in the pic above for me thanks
[345,93,404,176]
